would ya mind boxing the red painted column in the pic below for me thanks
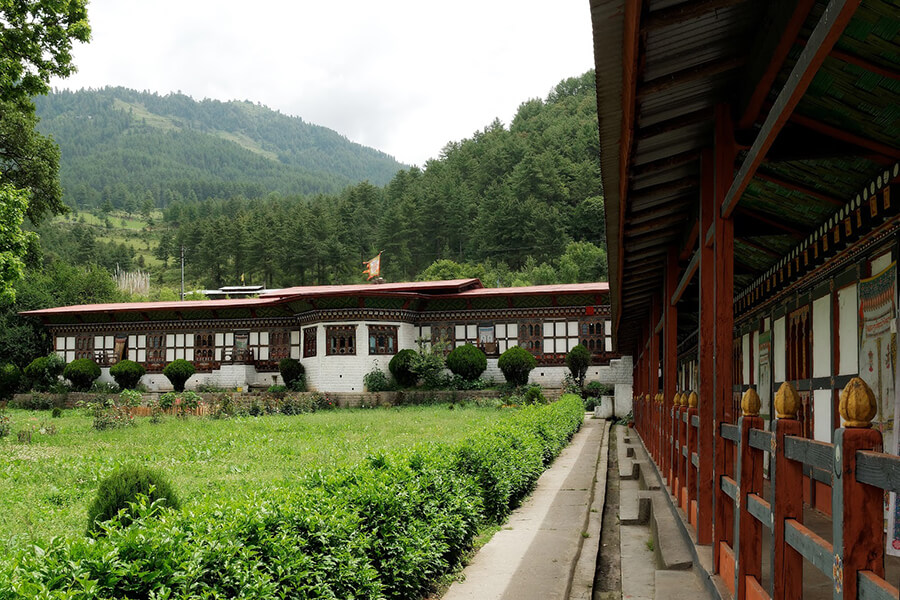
[834,379,885,600]
[679,396,689,510]
[773,394,803,600]
[737,406,764,599]
[686,394,699,528]
[665,249,678,489]
[697,147,715,546]
[713,103,736,572]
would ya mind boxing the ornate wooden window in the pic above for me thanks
[303,327,317,358]
[268,330,291,361]
[194,333,216,363]
[326,325,356,355]
[146,334,166,364]
[368,325,398,355]
[519,320,543,356]
[74,334,93,360]
[579,318,609,354]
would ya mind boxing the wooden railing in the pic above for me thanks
[631,378,900,600]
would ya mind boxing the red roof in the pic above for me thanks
[20,279,608,317]
[259,278,483,298]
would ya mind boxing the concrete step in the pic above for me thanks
[654,569,712,600]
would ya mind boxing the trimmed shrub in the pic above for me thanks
[497,346,537,387]
[2,396,585,599]
[446,344,487,381]
[51,406,63,418]
[162,359,195,392]
[389,349,418,387]
[86,465,180,535]
[63,358,101,391]
[363,367,393,392]
[585,380,614,398]
[109,359,146,390]
[566,344,591,388]
[278,358,305,388]
[0,363,22,401]
[24,354,66,392]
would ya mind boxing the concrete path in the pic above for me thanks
[443,416,610,600]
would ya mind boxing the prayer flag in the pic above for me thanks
[363,252,382,280]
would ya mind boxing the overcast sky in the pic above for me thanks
[48,1,595,166]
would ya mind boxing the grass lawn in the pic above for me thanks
[0,404,517,550]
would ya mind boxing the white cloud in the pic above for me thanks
[52,0,594,166]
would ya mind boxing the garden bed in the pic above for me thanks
[0,395,584,598]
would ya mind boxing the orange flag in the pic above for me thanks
[363,252,382,280]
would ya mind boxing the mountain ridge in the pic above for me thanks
[32,86,408,208]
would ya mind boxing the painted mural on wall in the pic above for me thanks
[860,261,900,556]
[858,262,896,426]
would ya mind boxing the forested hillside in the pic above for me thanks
[32,87,407,208]
[152,70,605,287]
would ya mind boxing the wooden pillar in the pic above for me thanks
[665,250,678,487]
[686,391,699,528]
[735,389,764,600]
[679,394,689,511]
[698,147,715,546]
[833,377,884,600]
[773,382,803,600]
[714,103,736,571]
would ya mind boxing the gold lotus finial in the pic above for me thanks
[688,391,698,408]
[741,387,761,417]
[774,382,800,419]
[839,377,876,428]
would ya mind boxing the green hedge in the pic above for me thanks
[0,395,584,599]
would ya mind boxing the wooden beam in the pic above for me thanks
[627,213,691,236]
[638,56,745,98]
[734,206,807,238]
[630,177,699,211]
[615,0,643,349]
[738,0,818,129]
[636,109,709,142]
[680,220,700,261]
[791,113,900,160]
[737,237,781,259]
[671,249,700,306]
[627,201,691,224]
[721,0,863,219]
[830,48,900,82]
[643,0,746,32]
[625,235,677,253]
[754,171,844,206]
[631,150,701,179]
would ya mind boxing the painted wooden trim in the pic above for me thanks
[691,414,700,427]
[747,493,773,531]
[858,571,899,600]
[721,422,741,443]
[784,435,833,471]
[855,450,900,492]
[784,519,834,579]
[692,452,699,468]
[749,429,774,453]
[721,475,739,500]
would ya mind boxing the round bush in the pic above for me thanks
[24,354,66,392]
[278,358,305,387]
[63,358,102,391]
[86,465,180,535]
[110,359,146,390]
[162,359,195,392]
[0,363,22,401]
[446,344,487,381]
[566,344,591,388]
[497,346,537,387]
[389,349,418,387]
